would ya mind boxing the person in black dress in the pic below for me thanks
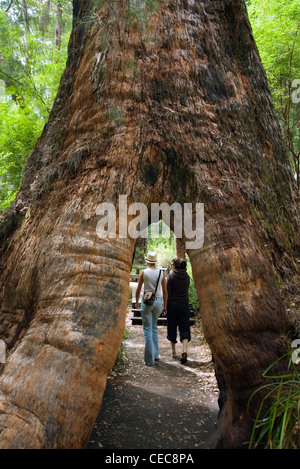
[166,258,190,364]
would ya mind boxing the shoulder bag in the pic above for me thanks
[143,269,162,306]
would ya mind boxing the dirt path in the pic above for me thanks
[87,313,219,450]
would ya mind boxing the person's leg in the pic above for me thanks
[181,338,188,364]
[152,298,163,360]
[182,338,189,352]
[141,302,155,365]
[166,302,178,357]
[178,303,191,364]
[171,342,177,357]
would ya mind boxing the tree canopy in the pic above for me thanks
[246,0,300,189]
[0,0,72,211]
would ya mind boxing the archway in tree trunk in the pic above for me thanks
[0,0,299,449]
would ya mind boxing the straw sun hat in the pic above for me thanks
[145,251,157,264]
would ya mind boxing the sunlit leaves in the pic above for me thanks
[0,0,72,212]
[247,0,300,188]
[0,101,44,211]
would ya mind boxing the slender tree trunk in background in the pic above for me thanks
[55,2,63,49]
[39,0,52,37]
[0,0,299,448]
[21,0,30,33]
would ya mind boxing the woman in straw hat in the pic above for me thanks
[135,251,167,366]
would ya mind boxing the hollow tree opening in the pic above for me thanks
[0,0,299,449]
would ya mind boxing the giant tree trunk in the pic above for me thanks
[0,0,299,448]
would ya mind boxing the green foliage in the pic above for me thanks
[247,0,300,86]
[247,0,300,189]
[146,222,177,268]
[0,101,44,211]
[113,327,130,368]
[0,0,72,213]
[0,1,72,118]
[248,352,300,449]
[186,262,200,316]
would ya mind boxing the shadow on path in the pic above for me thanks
[87,319,219,449]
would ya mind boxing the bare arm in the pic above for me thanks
[162,274,167,310]
[135,270,144,309]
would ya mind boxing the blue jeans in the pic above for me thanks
[141,297,163,365]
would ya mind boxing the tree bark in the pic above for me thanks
[175,237,185,259]
[0,0,299,448]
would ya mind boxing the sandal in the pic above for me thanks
[180,352,187,364]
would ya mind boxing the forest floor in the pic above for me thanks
[86,309,219,450]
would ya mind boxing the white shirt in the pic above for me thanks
[143,268,163,298]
